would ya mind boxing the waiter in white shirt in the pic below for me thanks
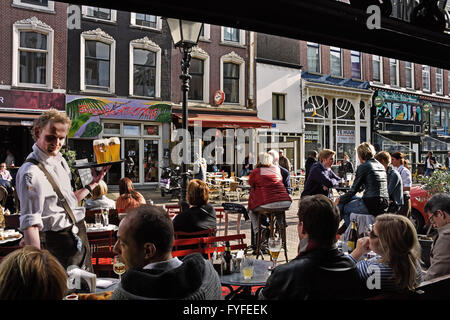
[16,109,109,272]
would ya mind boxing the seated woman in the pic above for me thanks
[173,179,216,236]
[0,162,13,194]
[336,142,389,228]
[248,152,292,240]
[85,180,116,210]
[348,214,422,297]
[115,177,146,214]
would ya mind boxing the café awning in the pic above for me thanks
[0,112,40,126]
[173,113,272,129]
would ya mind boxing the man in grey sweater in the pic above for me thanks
[110,204,222,300]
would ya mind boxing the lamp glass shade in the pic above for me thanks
[166,18,203,47]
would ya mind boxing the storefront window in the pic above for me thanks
[124,139,139,183]
[144,125,159,136]
[335,126,356,162]
[304,124,325,157]
[123,124,140,136]
[103,123,120,135]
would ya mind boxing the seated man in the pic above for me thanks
[301,149,341,198]
[111,204,222,300]
[423,193,450,281]
[259,194,362,300]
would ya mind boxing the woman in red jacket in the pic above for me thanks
[248,152,292,242]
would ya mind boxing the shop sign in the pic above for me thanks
[423,102,432,112]
[378,90,419,104]
[374,95,384,107]
[214,90,225,106]
[305,130,319,140]
[337,129,355,144]
[0,89,65,111]
[304,103,316,117]
[66,95,172,138]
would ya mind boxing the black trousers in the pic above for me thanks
[45,219,93,272]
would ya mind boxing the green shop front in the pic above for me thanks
[66,95,171,186]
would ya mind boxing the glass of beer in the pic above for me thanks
[113,255,126,280]
[108,137,121,162]
[241,258,254,280]
[93,139,108,164]
[268,237,281,271]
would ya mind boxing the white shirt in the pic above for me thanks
[395,164,411,189]
[426,158,434,169]
[16,144,85,232]
[0,170,12,181]
[143,257,183,271]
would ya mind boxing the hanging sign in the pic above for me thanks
[374,95,384,107]
[423,102,432,112]
[214,90,225,106]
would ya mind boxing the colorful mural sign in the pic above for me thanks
[375,90,421,122]
[66,95,172,138]
[0,89,65,111]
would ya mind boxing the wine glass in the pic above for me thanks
[268,237,281,271]
[113,255,126,280]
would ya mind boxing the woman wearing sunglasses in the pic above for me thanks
[348,214,422,297]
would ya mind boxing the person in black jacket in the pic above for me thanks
[173,179,217,235]
[304,150,318,181]
[259,194,362,300]
[336,142,389,228]
[337,153,354,180]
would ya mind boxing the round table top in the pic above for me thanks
[220,259,273,287]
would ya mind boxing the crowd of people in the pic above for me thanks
[0,108,449,300]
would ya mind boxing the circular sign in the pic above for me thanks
[374,95,384,107]
[304,103,316,117]
[214,90,225,106]
[423,102,432,112]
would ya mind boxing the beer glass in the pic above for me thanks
[268,237,281,271]
[93,139,108,164]
[108,137,121,162]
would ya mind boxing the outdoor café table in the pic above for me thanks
[220,259,272,300]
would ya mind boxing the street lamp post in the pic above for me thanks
[165,18,203,202]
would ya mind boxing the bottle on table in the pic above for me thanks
[222,241,232,275]
[347,219,358,253]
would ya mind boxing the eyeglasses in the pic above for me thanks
[367,225,378,239]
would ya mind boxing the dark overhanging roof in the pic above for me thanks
[302,72,371,90]
[63,0,450,69]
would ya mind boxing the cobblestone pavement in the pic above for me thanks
[107,186,302,265]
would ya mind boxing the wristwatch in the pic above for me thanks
[85,185,93,195]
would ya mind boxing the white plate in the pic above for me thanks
[0,233,22,245]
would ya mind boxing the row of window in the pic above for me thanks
[307,42,449,95]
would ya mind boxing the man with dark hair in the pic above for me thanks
[111,204,222,300]
[304,150,318,181]
[259,194,361,300]
[423,193,450,281]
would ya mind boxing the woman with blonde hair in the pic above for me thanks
[349,214,422,296]
[173,179,216,235]
[85,180,116,210]
[336,142,389,228]
[0,246,68,300]
[116,177,146,213]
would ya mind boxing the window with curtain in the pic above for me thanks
[422,65,430,92]
[330,47,342,77]
[307,42,320,73]
[389,59,398,86]
[135,13,157,28]
[85,7,111,20]
[133,48,156,97]
[405,62,413,89]
[189,58,204,101]
[223,27,239,42]
[372,55,382,82]
[85,40,110,90]
[19,31,47,84]
[272,94,285,120]
[436,68,443,94]
[351,51,361,79]
[223,63,239,103]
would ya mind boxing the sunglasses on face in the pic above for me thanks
[367,224,378,239]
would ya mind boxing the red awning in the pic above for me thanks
[173,113,272,128]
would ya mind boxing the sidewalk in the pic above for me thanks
[107,186,301,264]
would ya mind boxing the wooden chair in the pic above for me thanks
[203,234,247,260]
[224,182,240,202]
[174,228,215,240]
[88,230,116,277]
[4,214,20,229]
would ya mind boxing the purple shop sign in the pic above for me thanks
[0,89,65,111]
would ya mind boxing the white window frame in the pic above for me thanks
[80,28,116,94]
[372,55,383,83]
[221,27,246,46]
[130,13,162,31]
[405,61,414,89]
[307,42,321,73]
[199,24,211,41]
[12,17,54,90]
[330,46,342,77]
[448,71,450,97]
[220,51,245,106]
[190,46,210,103]
[422,65,431,92]
[129,37,161,98]
[389,58,399,86]
[12,0,55,12]
[350,50,362,79]
[436,68,443,94]
[82,6,117,23]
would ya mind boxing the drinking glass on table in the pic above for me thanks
[268,237,282,271]
[113,255,126,280]
[241,258,254,280]
[95,213,102,227]
[101,209,109,227]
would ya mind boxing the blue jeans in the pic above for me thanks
[424,168,434,177]
[338,196,371,227]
